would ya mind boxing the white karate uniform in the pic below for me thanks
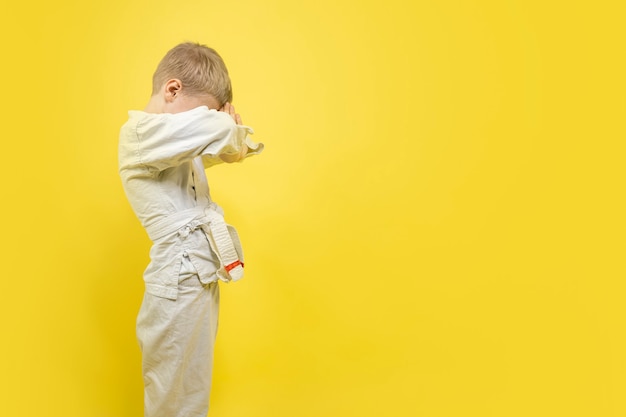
[118,106,263,417]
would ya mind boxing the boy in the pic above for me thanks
[118,42,263,417]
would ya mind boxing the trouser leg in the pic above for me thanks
[136,277,220,417]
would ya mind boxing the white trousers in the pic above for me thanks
[137,275,220,417]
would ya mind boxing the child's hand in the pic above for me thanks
[219,102,242,125]
[219,102,248,163]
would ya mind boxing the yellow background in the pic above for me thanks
[1,1,625,416]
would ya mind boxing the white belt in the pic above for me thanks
[144,203,244,282]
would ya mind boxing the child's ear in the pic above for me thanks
[164,79,182,102]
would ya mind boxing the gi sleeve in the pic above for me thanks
[201,131,265,168]
[134,106,253,171]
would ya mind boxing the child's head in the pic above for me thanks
[152,42,232,107]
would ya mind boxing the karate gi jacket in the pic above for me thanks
[118,105,263,300]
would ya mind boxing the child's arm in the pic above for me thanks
[217,103,248,163]
[201,102,263,167]
[132,106,253,171]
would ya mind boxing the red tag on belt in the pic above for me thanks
[225,260,244,272]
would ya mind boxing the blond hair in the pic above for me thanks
[152,42,233,105]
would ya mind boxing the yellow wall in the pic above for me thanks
[1,1,625,416]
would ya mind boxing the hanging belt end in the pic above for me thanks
[224,260,244,282]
